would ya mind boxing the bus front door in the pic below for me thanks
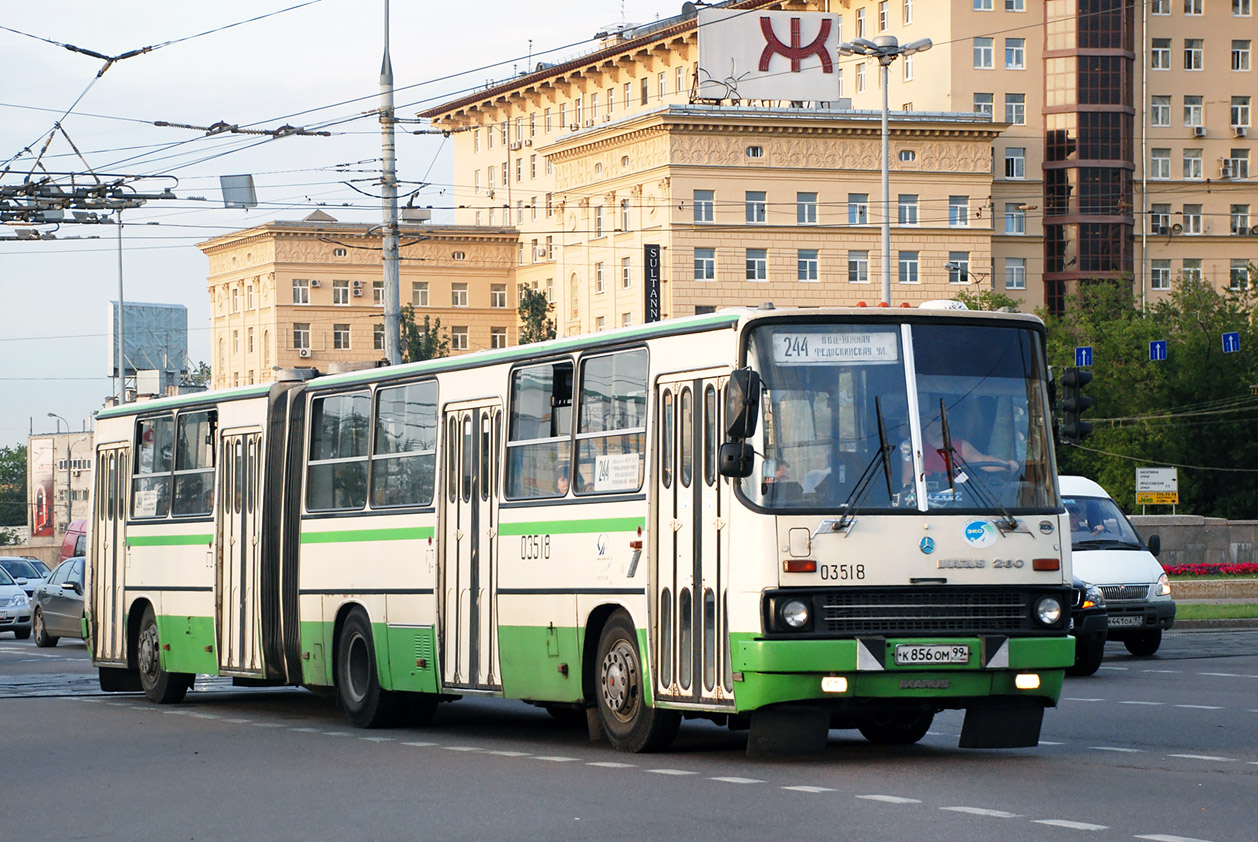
[655,372,735,707]
[216,431,263,675]
[91,445,130,665]
[440,402,503,691]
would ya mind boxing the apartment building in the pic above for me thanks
[197,213,517,389]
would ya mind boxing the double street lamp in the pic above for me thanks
[838,35,933,306]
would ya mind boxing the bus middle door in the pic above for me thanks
[216,430,263,675]
[90,444,130,665]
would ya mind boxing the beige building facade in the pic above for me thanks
[198,215,518,390]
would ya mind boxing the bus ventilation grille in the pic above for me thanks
[819,588,1028,634]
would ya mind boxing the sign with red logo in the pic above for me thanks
[698,9,841,103]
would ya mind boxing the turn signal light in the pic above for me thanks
[782,559,817,573]
[1032,558,1060,571]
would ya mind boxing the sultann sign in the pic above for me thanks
[698,9,842,103]
[643,244,661,323]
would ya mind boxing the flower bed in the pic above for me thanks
[1163,562,1258,576]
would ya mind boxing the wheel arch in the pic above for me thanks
[330,600,371,686]
[582,602,648,706]
[125,597,155,670]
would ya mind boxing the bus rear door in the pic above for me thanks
[216,430,263,675]
[91,444,130,665]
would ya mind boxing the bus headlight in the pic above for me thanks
[780,599,811,630]
[1033,596,1063,627]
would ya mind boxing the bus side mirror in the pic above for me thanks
[1146,534,1161,558]
[725,368,761,441]
[718,442,756,479]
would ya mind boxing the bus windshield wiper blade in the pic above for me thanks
[833,397,896,532]
[936,401,1018,532]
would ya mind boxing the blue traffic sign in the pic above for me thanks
[1075,346,1093,367]
[1149,340,1168,362]
[1222,332,1241,354]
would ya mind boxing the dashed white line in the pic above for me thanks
[1099,665,1129,670]
[402,741,438,747]
[485,750,530,757]
[252,722,285,728]
[1136,834,1219,842]
[221,718,253,724]
[361,736,394,743]
[1169,754,1233,762]
[858,795,921,805]
[533,755,579,762]
[710,776,764,785]
[1120,701,1164,706]
[1040,740,1065,745]
[781,786,835,794]
[1199,672,1256,679]
[442,746,482,752]
[321,731,352,737]
[587,761,635,768]
[941,807,1021,818]
[1142,669,1181,674]
[1090,746,1145,753]
[1065,697,1105,703]
[1032,819,1108,831]
[1174,705,1223,710]
[646,768,697,776]
[290,727,320,732]
[189,713,221,720]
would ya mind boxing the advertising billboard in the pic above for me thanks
[698,8,841,103]
[29,438,54,537]
[107,301,189,378]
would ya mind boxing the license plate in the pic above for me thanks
[1108,616,1144,627]
[894,644,970,665]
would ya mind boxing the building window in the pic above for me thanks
[903,54,914,81]
[1183,258,1203,282]
[1231,204,1251,234]
[1230,259,1251,289]
[1151,95,1170,126]
[640,76,649,105]
[1185,0,1203,15]
[373,323,384,351]
[231,287,239,313]
[1225,149,1250,178]
[947,253,971,284]
[1151,203,1172,233]
[745,249,768,281]
[676,66,685,96]
[491,327,508,349]
[620,198,630,232]
[974,0,992,9]
[857,63,866,93]
[1184,39,1203,71]
[1005,38,1025,70]
[621,256,632,289]
[491,284,507,308]
[898,251,919,284]
[292,279,309,305]
[1004,258,1026,290]
[332,280,350,306]
[1005,147,1026,179]
[501,161,508,186]
[1234,40,1252,71]
[1153,0,1171,13]
[452,283,468,307]
[973,92,994,119]
[1182,204,1203,234]
[596,316,607,332]
[898,194,919,225]
[1152,38,1171,70]
[974,37,994,69]
[797,249,819,282]
[848,250,869,283]
[293,323,310,351]
[904,0,914,24]
[594,206,604,237]
[1005,203,1026,234]
[1151,259,1171,289]
[949,195,970,227]
[233,329,239,354]
[1004,93,1026,125]
[694,189,714,223]
[848,193,869,225]
[1184,95,1203,127]
[1183,149,1203,179]
[451,327,468,351]
[1006,0,1024,9]
[796,192,818,224]
[695,248,716,281]
[1150,148,1171,179]
[1232,96,1251,127]
[622,313,632,328]
[595,262,605,294]
[412,281,428,307]
[745,191,767,224]
[857,8,866,36]
[372,281,384,306]
[333,324,350,350]
[1237,0,1253,16]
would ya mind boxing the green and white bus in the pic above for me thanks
[87,304,1074,754]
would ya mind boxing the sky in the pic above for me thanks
[0,0,671,447]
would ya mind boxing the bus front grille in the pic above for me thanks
[818,589,1029,634]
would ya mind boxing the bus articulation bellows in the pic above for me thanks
[87,305,1074,755]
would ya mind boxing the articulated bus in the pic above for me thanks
[87,305,1074,754]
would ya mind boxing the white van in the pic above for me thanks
[1061,475,1176,656]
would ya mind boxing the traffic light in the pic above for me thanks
[1059,367,1094,443]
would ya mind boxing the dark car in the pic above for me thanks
[1067,577,1108,677]
[32,557,85,647]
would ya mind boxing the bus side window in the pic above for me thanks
[371,380,437,508]
[505,359,574,499]
[306,391,370,511]
[575,348,647,495]
[132,414,174,519]
[173,410,216,517]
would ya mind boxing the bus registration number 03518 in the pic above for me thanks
[893,644,970,666]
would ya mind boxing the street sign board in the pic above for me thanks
[1149,339,1167,362]
[1222,331,1240,354]
[1075,346,1093,367]
[1136,467,1178,505]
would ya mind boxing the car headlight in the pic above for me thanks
[1034,595,1063,626]
[6,592,29,608]
[1083,585,1105,610]
[780,598,811,630]
[1156,573,1171,597]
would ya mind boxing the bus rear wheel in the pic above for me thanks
[595,611,679,753]
[858,711,934,745]
[136,606,191,704]
[336,609,403,728]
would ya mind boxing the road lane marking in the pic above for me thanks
[710,776,764,785]
[1173,705,1222,710]
[1065,698,1105,702]
[534,755,579,762]
[782,786,835,793]
[290,727,320,732]
[252,722,285,727]
[321,731,352,737]
[402,741,438,747]
[485,750,530,757]
[361,736,394,742]
[941,807,1020,818]
[1136,835,1219,842]
[1090,746,1145,753]
[1040,740,1065,745]
[442,746,482,752]
[858,795,921,804]
[221,718,253,723]
[1169,754,1233,762]
[1120,701,1164,706]
[1142,670,1180,674]
[586,761,635,767]
[646,768,696,775]
[1099,665,1128,670]
[1199,672,1257,679]
[1033,819,1107,831]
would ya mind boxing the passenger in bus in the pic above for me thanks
[762,459,802,503]
[555,465,570,495]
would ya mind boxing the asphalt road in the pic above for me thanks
[4,630,1256,842]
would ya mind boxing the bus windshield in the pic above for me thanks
[743,320,1056,513]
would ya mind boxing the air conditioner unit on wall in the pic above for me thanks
[1236,125,1249,138]
[298,348,311,358]
[309,279,321,287]
[352,288,363,296]
[1221,163,1235,179]
[1193,126,1207,137]
[509,142,521,151]
[352,280,363,288]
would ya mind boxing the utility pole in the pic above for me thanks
[380,0,402,366]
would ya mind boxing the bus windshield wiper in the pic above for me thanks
[830,396,896,532]
[936,400,1018,532]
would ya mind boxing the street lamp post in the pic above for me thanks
[838,35,933,306]
[47,413,70,528]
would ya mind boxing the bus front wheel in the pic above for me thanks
[136,606,191,704]
[336,609,402,728]
[595,611,679,753]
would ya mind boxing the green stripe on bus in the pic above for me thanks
[126,534,213,547]
[300,526,435,544]
[497,517,644,536]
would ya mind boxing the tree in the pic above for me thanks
[953,288,1021,312]
[517,286,556,345]
[399,303,449,362]
[181,361,212,387]
[0,444,27,528]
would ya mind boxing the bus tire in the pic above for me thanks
[136,606,191,704]
[1123,629,1162,657]
[858,711,934,745]
[33,608,59,648]
[336,609,402,728]
[595,611,679,753]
